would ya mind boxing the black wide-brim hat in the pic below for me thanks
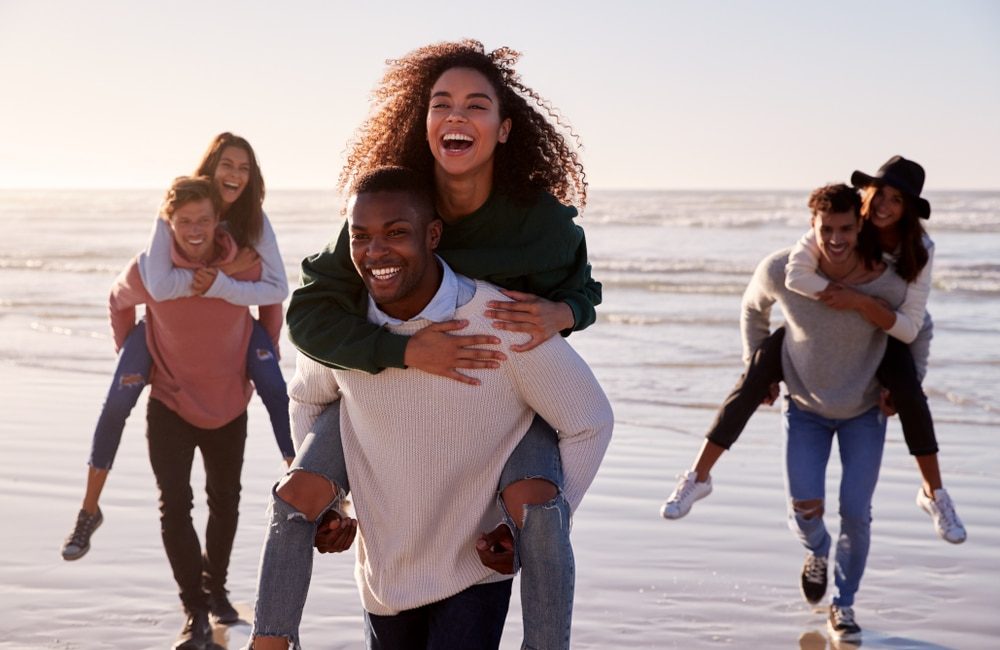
[851,155,931,219]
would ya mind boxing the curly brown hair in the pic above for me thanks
[338,39,587,209]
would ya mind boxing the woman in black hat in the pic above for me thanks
[662,155,965,545]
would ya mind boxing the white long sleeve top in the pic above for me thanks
[139,213,289,306]
[784,229,934,344]
[288,276,613,616]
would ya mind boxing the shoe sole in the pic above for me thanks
[827,624,862,645]
[61,545,91,561]
[660,486,712,520]
[61,515,103,561]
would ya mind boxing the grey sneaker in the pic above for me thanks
[660,470,712,519]
[917,487,966,544]
[800,554,828,604]
[827,604,861,643]
[61,507,103,561]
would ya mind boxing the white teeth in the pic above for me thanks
[370,266,400,279]
[223,182,240,189]
[443,133,473,142]
[188,238,205,245]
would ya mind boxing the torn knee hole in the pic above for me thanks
[793,499,824,519]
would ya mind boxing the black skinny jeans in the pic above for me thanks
[705,328,938,455]
[147,398,248,611]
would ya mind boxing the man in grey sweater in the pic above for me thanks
[740,184,908,644]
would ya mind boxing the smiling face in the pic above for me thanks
[168,197,219,264]
[213,145,251,209]
[812,209,861,267]
[425,67,511,183]
[866,184,906,231]
[349,191,443,320]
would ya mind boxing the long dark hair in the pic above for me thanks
[338,40,586,209]
[859,183,929,283]
[194,132,265,247]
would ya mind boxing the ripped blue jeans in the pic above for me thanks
[251,405,573,650]
[784,399,886,608]
[87,319,293,469]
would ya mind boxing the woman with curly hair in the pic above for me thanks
[253,40,602,650]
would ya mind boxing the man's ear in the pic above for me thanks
[427,218,443,250]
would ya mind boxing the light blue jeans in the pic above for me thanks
[251,405,573,650]
[783,399,886,608]
[88,319,293,469]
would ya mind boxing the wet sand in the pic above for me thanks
[1,365,996,649]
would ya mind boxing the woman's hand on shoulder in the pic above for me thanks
[404,320,506,385]
[218,246,260,276]
[486,290,575,352]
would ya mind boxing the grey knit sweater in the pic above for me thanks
[741,249,908,419]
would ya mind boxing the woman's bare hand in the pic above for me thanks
[485,290,574,352]
[192,268,218,295]
[218,246,260,276]
[403,320,506,385]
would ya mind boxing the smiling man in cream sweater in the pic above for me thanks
[251,167,612,650]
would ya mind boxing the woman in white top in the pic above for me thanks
[661,156,966,546]
[61,134,295,587]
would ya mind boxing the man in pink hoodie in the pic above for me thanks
[108,176,282,649]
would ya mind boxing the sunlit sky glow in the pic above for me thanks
[1,0,998,190]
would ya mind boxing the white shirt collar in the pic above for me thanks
[367,256,476,326]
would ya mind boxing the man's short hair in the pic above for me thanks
[163,176,222,218]
[808,183,861,217]
[352,166,436,223]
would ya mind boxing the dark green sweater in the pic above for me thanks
[287,191,602,372]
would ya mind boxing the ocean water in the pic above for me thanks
[2,189,999,648]
[2,188,997,428]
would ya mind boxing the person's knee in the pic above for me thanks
[276,470,337,521]
[793,498,824,520]
[501,478,558,529]
[838,504,872,531]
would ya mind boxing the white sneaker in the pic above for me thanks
[660,470,712,519]
[827,604,861,643]
[917,487,967,544]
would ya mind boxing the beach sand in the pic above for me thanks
[1,357,996,649]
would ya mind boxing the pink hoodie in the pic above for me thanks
[108,228,283,429]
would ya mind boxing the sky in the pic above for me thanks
[1,0,998,190]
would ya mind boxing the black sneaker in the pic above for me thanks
[173,608,211,649]
[827,604,862,643]
[800,554,828,604]
[207,589,239,624]
[61,507,103,561]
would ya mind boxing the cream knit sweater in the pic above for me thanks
[289,280,613,615]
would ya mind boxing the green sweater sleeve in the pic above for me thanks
[286,222,409,372]
[437,192,602,334]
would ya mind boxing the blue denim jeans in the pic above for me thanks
[251,408,572,650]
[88,319,291,469]
[783,399,886,608]
[364,579,512,650]
[89,321,152,469]
[250,405,346,650]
